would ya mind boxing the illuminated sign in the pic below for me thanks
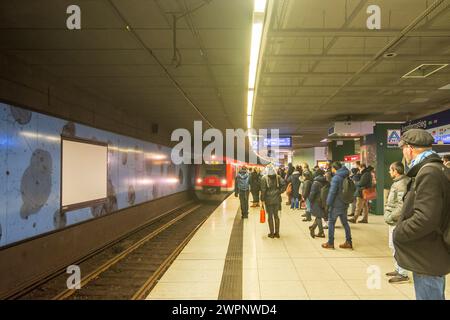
[252,137,292,149]
[344,154,361,162]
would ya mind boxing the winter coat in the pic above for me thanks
[234,170,249,194]
[301,176,313,199]
[384,175,410,226]
[394,154,450,276]
[309,174,327,218]
[261,175,286,206]
[249,171,261,192]
[326,166,351,212]
[288,171,301,198]
[351,173,361,197]
[356,167,373,197]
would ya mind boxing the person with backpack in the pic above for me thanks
[288,167,301,210]
[235,166,250,219]
[308,169,328,238]
[322,162,354,250]
[394,129,450,300]
[261,165,286,238]
[384,161,411,284]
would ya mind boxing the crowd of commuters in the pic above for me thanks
[234,128,449,300]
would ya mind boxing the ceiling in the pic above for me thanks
[0,0,449,148]
[255,0,450,147]
[0,0,253,133]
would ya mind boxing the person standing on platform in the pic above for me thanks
[261,166,286,238]
[384,161,410,284]
[234,166,250,219]
[443,154,450,168]
[288,167,301,210]
[301,171,313,222]
[308,169,327,238]
[350,163,373,224]
[348,168,361,217]
[249,167,262,208]
[394,129,450,300]
[322,162,353,250]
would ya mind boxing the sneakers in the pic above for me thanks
[358,219,368,223]
[274,233,280,238]
[322,242,335,249]
[268,233,274,238]
[386,271,400,277]
[302,217,312,222]
[389,275,409,284]
[339,241,353,249]
[348,218,357,223]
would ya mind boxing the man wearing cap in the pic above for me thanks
[394,129,450,300]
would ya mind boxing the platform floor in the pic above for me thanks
[147,195,450,300]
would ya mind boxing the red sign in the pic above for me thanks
[344,154,360,162]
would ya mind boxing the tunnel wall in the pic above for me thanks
[0,102,190,247]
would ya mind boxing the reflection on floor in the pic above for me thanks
[147,195,450,300]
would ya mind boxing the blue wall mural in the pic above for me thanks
[0,102,189,247]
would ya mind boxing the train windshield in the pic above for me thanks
[200,164,226,177]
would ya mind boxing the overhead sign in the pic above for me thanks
[344,154,361,162]
[401,109,450,145]
[387,130,401,146]
[252,137,292,149]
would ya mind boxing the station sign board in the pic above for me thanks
[387,129,401,148]
[401,109,450,145]
[252,136,292,149]
[344,154,361,162]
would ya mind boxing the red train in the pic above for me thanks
[194,156,262,201]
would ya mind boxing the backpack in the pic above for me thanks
[341,177,356,204]
[320,182,330,209]
[416,162,450,250]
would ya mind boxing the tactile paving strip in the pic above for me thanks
[218,207,243,300]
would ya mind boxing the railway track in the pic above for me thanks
[12,201,218,300]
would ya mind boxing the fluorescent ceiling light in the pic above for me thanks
[439,84,450,90]
[247,90,254,115]
[402,64,448,79]
[247,115,252,129]
[248,22,263,89]
[254,0,267,13]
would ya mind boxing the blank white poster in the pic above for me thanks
[62,139,107,208]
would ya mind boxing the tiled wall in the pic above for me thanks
[0,102,189,247]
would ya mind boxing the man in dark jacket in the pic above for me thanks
[288,169,301,209]
[249,168,261,207]
[261,166,286,238]
[322,162,353,249]
[394,129,450,300]
[349,168,361,217]
[235,166,250,219]
[308,169,327,238]
[301,171,313,222]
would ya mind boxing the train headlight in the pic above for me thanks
[196,178,203,184]
[221,179,227,185]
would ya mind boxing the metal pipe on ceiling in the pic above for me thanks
[106,0,214,128]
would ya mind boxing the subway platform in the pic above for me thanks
[147,195,450,300]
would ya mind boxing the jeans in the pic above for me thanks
[266,204,280,235]
[291,197,299,209]
[305,199,312,219]
[388,226,408,277]
[311,217,324,234]
[327,208,352,245]
[413,273,446,300]
[239,190,249,217]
